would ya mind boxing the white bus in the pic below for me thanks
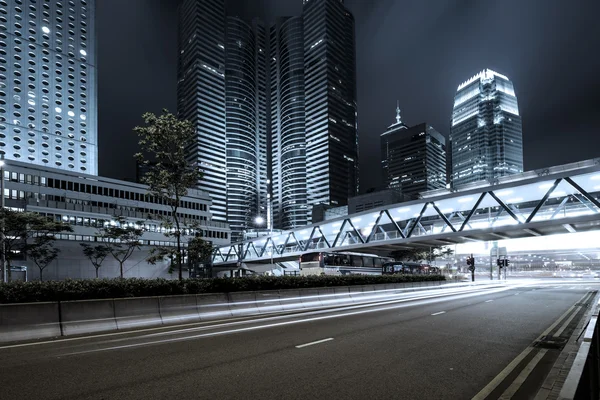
[299,251,394,276]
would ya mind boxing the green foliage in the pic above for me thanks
[0,274,446,304]
[134,109,206,281]
[390,246,454,262]
[0,209,72,280]
[27,238,60,282]
[80,243,111,278]
[98,216,143,278]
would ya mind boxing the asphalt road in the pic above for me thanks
[0,281,597,400]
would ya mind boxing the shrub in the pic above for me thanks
[0,274,445,304]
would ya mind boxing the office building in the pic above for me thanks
[225,17,268,241]
[270,16,308,230]
[177,0,227,220]
[0,0,98,175]
[450,69,523,187]
[303,0,358,211]
[1,159,230,280]
[381,105,446,199]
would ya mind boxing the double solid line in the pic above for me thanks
[472,290,596,400]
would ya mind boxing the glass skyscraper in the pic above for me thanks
[0,0,97,174]
[177,0,227,220]
[450,69,523,187]
[270,16,308,230]
[225,16,268,240]
[303,0,358,210]
[381,105,446,199]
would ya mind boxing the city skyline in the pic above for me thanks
[97,0,600,190]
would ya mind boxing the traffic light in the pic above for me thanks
[505,259,510,268]
[497,259,502,267]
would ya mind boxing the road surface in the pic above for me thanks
[0,280,597,399]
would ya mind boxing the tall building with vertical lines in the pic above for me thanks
[225,16,267,241]
[270,16,308,230]
[450,69,523,187]
[303,0,358,212]
[177,0,227,221]
[0,0,97,174]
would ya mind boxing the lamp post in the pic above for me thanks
[0,154,5,283]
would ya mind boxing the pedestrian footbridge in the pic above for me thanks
[212,160,600,266]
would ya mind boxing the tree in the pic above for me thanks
[0,209,72,281]
[28,238,60,282]
[99,216,143,278]
[134,109,202,280]
[390,246,454,263]
[80,243,111,278]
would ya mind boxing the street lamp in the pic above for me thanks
[254,215,264,226]
[0,154,5,283]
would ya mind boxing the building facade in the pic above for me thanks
[303,0,358,211]
[381,105,446,199]
[1,159,230,280]
[0,0,98,175]
[450,69,523,187]
[177,0,227,221]
[224,17,268,241]
[270,16,308,230]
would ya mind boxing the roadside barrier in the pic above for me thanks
[558,298,600,399]
[0,280,482,344]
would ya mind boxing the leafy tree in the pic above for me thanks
[390,246,454,263]
[28,238,60,281]
[80,243,111,278]
[187,236,213,265]
[134,109,202,280]
[99,216,143,278]
[0,209,72,281]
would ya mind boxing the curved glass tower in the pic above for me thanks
[303,0,358,210]
[225,17,267,240]
[0,0,97,174]
[450,69,523,187]
[270,16,308,229]
[177,0,226,220]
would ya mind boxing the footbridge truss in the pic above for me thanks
[213,163,600,265]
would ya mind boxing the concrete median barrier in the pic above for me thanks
[159,295,200,325]
[278,289,303,311]
[60,299,117,336]
[254,291,283,314]
[113,297,162,330]
[227,292,261,317]
[0,302,61,343]
[196,293,232,321]
[299,288,323,308]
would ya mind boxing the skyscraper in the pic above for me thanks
[270,16,308,230]
[177,0,227,220]
[303,0,358,210]
[0,0,97,174]
[225,17,268,240]
[450,69,523,187]
[381,104,446,199]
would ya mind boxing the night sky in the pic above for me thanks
[97,0,600,191]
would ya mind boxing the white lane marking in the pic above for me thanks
[472,291,590,400]
[498,349,548,400]
[472,347,535,400]
[431,311,446,316]
[554,306,581,337]
[515,293,520,295]
[569,286,576,289]
[485,300,494,303]
[295,338,334,349]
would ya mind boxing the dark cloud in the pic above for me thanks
[98,0,600,187]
